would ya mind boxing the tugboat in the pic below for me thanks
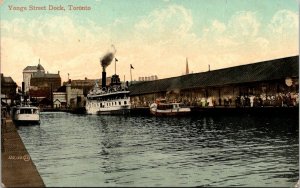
[85,52,131,115]
[149,99,191,116]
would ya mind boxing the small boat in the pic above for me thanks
[11,105,40,125]
[149,99,191,116]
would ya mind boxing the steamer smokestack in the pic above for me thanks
[102,67,106,89]
[100,45,117,88]
[100,52,115,88]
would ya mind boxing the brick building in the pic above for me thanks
[29,70,61,100]
[1,74,17,105]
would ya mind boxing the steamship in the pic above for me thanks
[85,55,131,115]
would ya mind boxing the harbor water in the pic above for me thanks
[18,112,298,187]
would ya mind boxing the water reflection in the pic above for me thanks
[17,112,298,187]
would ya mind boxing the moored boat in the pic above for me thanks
[149,99,191,116]
[11,105,40,125]
[85,75,131,115]
[85,52,131,115]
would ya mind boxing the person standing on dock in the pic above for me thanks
[201,98,206,107]
[250,95,255,107]
[207,97,213,107]
[229,96,232,106]
[241,96,245,107]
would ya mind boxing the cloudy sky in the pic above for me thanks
[1,0,299,86]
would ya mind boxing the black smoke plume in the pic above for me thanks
[100,52,114,68]
[100,45,116,69]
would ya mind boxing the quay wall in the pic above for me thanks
[1,116,45,187]
[129,106,299,117]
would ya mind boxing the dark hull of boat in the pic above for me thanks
[97,109,131,115]
[13,120,40,126]
[150,110,190,117]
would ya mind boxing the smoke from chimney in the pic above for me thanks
[100,45,117,88]
[100,45,117,69]
[100,52,114,69]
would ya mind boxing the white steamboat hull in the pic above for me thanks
[85,98,131,115]
[11,105,40,125]
[14,114,40,122]
[149,102,191,116]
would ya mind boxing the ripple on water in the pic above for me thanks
[18,112,299,187]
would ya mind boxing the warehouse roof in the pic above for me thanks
[129,56,299,96]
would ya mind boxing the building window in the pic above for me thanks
[124,101,127,105]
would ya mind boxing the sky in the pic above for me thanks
[1,0,299,86]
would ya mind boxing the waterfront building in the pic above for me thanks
[52,86,67,109]
[62,77,111,96]
[129,56,299,107]
[23,62,45,94]
[29,70,61,101]
[53,81,84,108]
[1,74,17,105]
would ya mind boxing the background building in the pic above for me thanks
[62,77,111,96]
[138,75,158,82]
[53,82,84,109]
[23,62,45,94]
[1,74,17,105]
[29,70,61,101]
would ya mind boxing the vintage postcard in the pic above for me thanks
[1,0,299,187]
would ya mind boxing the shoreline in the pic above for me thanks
[40,106,299,117]
[1,116,45,187]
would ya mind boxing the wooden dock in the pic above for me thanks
[1,117,45,187]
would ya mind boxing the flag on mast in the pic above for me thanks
[130,64,134,69]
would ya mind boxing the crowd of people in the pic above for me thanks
[129,92,299,108]
[179,92,299,107]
